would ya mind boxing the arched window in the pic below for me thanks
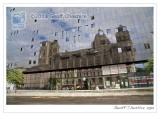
[92,78,95,83]
[78,19,80,23]
[78,79,81,84]
[99,78,103,84]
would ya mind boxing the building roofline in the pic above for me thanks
[23,60,147,74]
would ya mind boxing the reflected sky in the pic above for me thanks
[6,7,153,68]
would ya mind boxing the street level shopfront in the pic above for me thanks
[58,73,153,90]
[23,65,153,90]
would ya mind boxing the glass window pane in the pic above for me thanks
[144,43,150,49]
[91,23,95,28]
[118,48,122,53]
[123,26,127,31]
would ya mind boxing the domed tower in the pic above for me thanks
[115,25,135,62]
[50,40,60,56]
[92,29,110,49]
[38,40,60,66]
[115,24,132,43]
[38,41,51,65]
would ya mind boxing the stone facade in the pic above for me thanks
[23,25,137,90]
[28,25,135,71]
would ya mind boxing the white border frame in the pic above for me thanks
[3,3,157,113]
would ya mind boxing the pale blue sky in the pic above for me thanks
[7,7,153,68]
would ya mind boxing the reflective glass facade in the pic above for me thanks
[7,7,153,68]
[7,7,154,89]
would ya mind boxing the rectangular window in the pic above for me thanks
[118,48,122,53]
[31,45,33,49]
[99,30,103,35]
[78,19,80,23]
[126,46,131,51]
[55,32,58,36]
[31,38,34,42]
[29,60,31,64]
[122,46,131,52]
[33,60,36,64]
[91,23,95,28]
[78,27,81,31]
[107,29,111,34]
[34,52,36,56]
[144,43,150,49]
[123,26,127,31]
[91,15,94,20]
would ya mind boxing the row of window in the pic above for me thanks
[63,77,103,85]
[49,25,127,39]
[118,46,132,53]
[116,36,129,42]
[51,23,96,38]
[107,26,127,34]
[117,43,150,53]
[55,70,101,78]
[29,60,36,65]
[77,15,94,23]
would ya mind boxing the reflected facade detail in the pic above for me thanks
[23,7,153,90]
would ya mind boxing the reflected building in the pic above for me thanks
[23,7,153,90]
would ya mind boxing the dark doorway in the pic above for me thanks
[83,79,88,90]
